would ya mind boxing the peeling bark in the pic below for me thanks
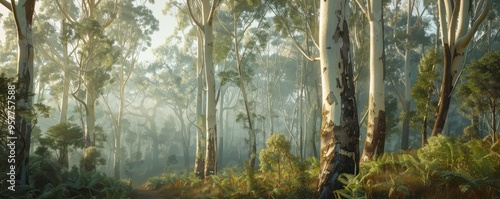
[316,0,360,197]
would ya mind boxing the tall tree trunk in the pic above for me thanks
[57,0,70,168]
[238,69,257,169]
[299,57,305,160]
[150,118,159,161]
[361,0,386,164]
[179,110,189,170]
[306,90,319,158]
[218,88,225,165]
[316,0,360,197]
[83,86,96,171]
[232,10,257,170]
[194,29,205,178]
[84,87,95,149]
[4,0,37,186]
[400,0,412,150]
[114,123,121,178]
[432,0,490,136]
[60,17,70,125]
[203,1,218,177]
[113,67,126,179]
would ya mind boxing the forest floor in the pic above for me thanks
[131,185,171,199]
[131,185,213,199]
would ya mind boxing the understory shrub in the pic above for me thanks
[0,147,131,199]
[336,135,500,199]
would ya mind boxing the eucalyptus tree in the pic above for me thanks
[354,0,387,164]
[266,0,321,159]
[316,0,359,197]
[0,0,37,185]
[457,51,500,142]
[164,0,208,178]
[55,0,119,171]
[385,0,434,149]
[183,0,221,177]
[35,0,78,124]
[266,0,359,195]
[101,0,158,179]
[411,48,439,146]
[217,0,269,169]
[432,0,491,136]
[150,41,197,171]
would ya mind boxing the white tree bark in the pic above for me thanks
[317,0,360,197]
[360,0,386,164]
[1,0,37,186]
[194,28,206,178]
[202,0,218,177]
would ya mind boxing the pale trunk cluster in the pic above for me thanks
[433,0,490,136]
[186,0,220,178]
[316,0,360,197]
[361,0,386,164]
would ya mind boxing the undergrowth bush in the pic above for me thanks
[154,133,317,198]
[0,147,131,199]
[336,135,500,199]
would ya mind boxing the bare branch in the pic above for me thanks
[0,0,12,11]
[187,0,203,29]
[354,0,368,20]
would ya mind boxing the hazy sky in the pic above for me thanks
[0,2,175,61]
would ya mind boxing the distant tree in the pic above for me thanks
[457,51,500,142]
[218,0,269,170]
[102,1,158,179]
[44,122,84,167]
[411,48,440,146]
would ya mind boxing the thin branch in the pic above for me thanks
[0,0,12,11]
[388,75,405,106]
[354,0,368,19]
[359,109,368,127]
[187,0,203,29]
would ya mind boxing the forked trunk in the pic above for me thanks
[432,0,490,136]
